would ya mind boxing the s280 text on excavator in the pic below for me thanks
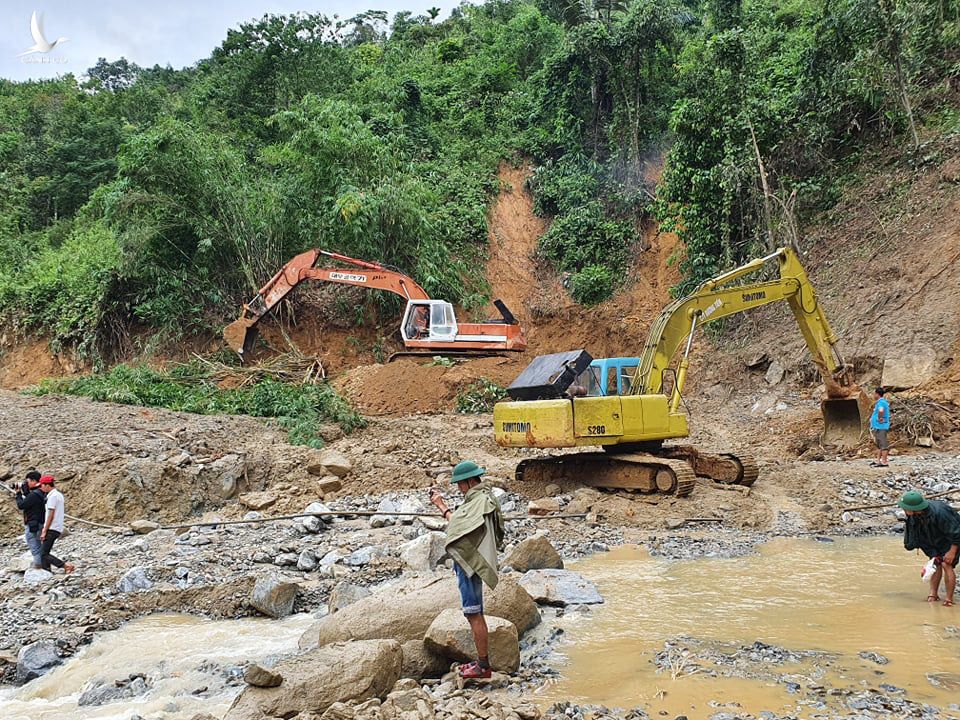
[493,246,870,496]
[224,248,527,360]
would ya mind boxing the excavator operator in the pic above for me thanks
[412,305,430,339]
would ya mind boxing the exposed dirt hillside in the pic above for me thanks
[715,140,960,390]
[332,162,682,415]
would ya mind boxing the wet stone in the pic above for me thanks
[859,650,889,665]
[117,567,153,593]
[250,575,299,618]
[244,663,283,688]
[16,640,61,683]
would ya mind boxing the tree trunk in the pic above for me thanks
[747,121,775,251]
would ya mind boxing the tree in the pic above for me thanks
[85,57,141,92]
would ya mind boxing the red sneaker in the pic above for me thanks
[458,661,492,679]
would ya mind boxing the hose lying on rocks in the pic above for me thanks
[158,511,589,531]
[2,481,588,533]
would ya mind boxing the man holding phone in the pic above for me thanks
[428,460,505,679]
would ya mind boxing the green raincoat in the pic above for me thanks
[445,482,505,589]
[904,499,960,557]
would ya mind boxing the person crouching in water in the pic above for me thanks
[900,490,959,607]
[428,461,505,679]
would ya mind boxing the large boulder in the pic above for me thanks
[5,551,34,574]
[16,640,61,683]
[23,568,54,585]
[300,573,539,650]
[318,450,353,478]
[250,575,300,618]
[882,347,938,390]
[487,575,541,633]
[503,536,563,572]
[424,609,520,673]
[224,640,401,720]
[78,677,148,706]
[371,499,400,528]
[317,476,343,494]
[400,639,449,680]
[518,569,603,606]
[243,663,283,688]
[130,519,160,535]
[239,491,278,511]
[399,532,447,572]
[527,498,560,516]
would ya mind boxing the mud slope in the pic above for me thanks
[336,163,682,414]
[717,143,960,388]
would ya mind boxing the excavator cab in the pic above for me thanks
[575,358,642,396]
[400,301,457,343]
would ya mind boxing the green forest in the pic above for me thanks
[1,0,957,361]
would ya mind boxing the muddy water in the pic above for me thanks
[0,613,313,720]
[538,537,960,717]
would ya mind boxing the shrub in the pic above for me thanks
[571,264,615,305]
[538,201,631,273]
[32,362,365,446]
[455,378,506,413]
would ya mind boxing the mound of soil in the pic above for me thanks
[334,357,518,415]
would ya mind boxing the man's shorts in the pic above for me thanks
[454,563,483,615]
[873,428,889,450]
[931,553,960,568]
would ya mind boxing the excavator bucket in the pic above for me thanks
[820,390,871,448]
[223,318,258,358]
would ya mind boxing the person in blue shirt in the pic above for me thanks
[870,386,891,467]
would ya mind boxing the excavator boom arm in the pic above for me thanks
[224,248,430,355]
[633,247,851,400]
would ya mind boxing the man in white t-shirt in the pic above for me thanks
[39,476,74,573]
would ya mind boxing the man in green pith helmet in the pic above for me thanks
[900,490,960,607]
[428,460,505,679]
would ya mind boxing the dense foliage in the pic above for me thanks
[0,0,956,354]
[32,362,366,446]
[455,377,507,413]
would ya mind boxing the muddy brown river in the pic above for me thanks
[0,613,313,720]
[538,536,960,717]
[2,537,959,720]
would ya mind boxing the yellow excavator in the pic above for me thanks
[493,246,870,496]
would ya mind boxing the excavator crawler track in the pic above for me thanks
[515,452,696,497]
[728,453,759,487]
[387,350,507,362]
[659,446,760,486]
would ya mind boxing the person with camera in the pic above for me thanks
[14,469,45,568]
[38,475,74,574]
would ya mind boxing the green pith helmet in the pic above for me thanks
[898,490,929,512]
[451,460,485,484]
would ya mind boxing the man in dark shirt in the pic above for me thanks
[900,490,960,607]
[15,470,45,568]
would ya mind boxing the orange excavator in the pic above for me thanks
[223,248,527,359]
